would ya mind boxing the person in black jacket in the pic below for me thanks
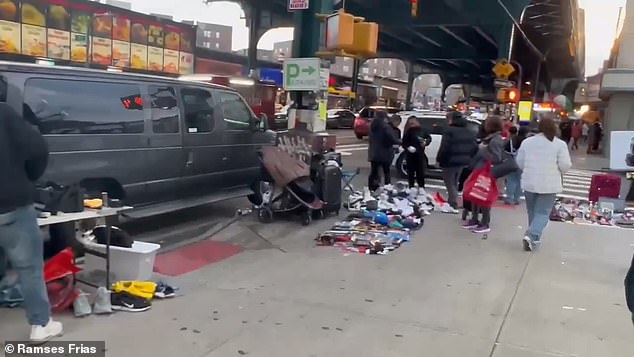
[437,111,478,210]
[0,103,63,342]
[626,254,634,325]
[368,110,400,191]
[503,126,528,205]
[402,116,432,189]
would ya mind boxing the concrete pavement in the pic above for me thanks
[1,131,633,356]
[2,195,633,356]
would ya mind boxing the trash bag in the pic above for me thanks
[44,248,82,313]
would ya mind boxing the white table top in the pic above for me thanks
[37,206,132,227]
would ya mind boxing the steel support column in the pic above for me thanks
[351,59,361,110]
[405,61,416,110]
[247,5,262,77]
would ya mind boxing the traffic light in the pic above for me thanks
[322,10,379,57]
[411,0,419,17]
[497,87,520,103]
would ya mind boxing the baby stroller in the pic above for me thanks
[256,146,325,226]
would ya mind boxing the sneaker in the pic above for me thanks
[462,221,479,229]
[111,291,151,312]
[93,287,112,315]
[523,236,533,252]
[471,225,491,234]
[30,319,63,343]
[154,282,177,299]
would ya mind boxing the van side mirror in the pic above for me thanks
[255,113,268,131]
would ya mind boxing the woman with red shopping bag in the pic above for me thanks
[462,116,505,234]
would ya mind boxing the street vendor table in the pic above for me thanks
[38,206,132,288]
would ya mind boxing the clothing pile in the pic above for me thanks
[346,182,458,215]
[316,197,426,255]
[549,198,634,228]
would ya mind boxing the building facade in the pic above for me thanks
[197,22,233,52]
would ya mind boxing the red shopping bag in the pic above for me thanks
[463,162,499,208]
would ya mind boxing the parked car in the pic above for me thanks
[392,111,481,177]
[0,61,274,251]
[326,108,357,129]
[353,106,400,139]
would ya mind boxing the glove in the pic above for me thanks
[407,146,416,154]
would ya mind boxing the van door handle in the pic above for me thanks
[186,151,194,167]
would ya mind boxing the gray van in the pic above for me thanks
[0,61,274,221]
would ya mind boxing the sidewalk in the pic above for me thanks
[1,202,633,356]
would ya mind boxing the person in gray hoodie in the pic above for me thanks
[462,116,505,234]
[0,103,63,342]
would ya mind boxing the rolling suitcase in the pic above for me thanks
[589,174,621,203]
[317,164,342,216]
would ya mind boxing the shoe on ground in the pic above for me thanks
[523,236,533,252]
[154,282,177,299]
[471,225,491,234]
[93,287,113,315]
[111,291,151,312]
[462,221,479,229]
[30,319,63,343]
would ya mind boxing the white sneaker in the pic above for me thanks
[30,319,63,342]
[523,236,533,252]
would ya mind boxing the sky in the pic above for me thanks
[127,0,626,77]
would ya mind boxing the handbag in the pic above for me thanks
[491,139,520,178]
[463,162,499,208]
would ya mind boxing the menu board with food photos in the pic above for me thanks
[0,0,195,74]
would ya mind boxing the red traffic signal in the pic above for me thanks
[507,87,519,102]
[497,87,520,103]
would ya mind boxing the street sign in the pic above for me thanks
[319,68,330,90]
[284,58,321,91]
[494,79,514,88]
[288,0,309,11]
[492,59,515,79]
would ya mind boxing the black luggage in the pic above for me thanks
[317,164,342,216]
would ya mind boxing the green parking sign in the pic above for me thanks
[283,58,321,91]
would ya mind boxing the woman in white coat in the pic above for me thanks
[516,118,572,251]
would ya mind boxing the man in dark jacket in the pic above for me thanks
[368,111,400,191]
[0,103,63,342]
[626,254,634,325]
[437,111,478,210]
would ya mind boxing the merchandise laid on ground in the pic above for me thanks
[549,197,634,228]
[316,183,456,256]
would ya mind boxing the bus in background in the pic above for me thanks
[179,74,277,128]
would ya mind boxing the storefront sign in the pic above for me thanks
[288,0,309,11]
[0,0,194,75]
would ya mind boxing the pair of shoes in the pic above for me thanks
[30,319,63,343]
[471,225,491,234]
[111,291,151,312]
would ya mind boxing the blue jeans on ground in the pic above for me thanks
[524,192,557,243]
[505,171,523,204]
[0,205,51,326]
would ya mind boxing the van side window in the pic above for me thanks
[217,91,252,131]
[149,86,179,134]
[180,87,215,133]
[23,79,144,135]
